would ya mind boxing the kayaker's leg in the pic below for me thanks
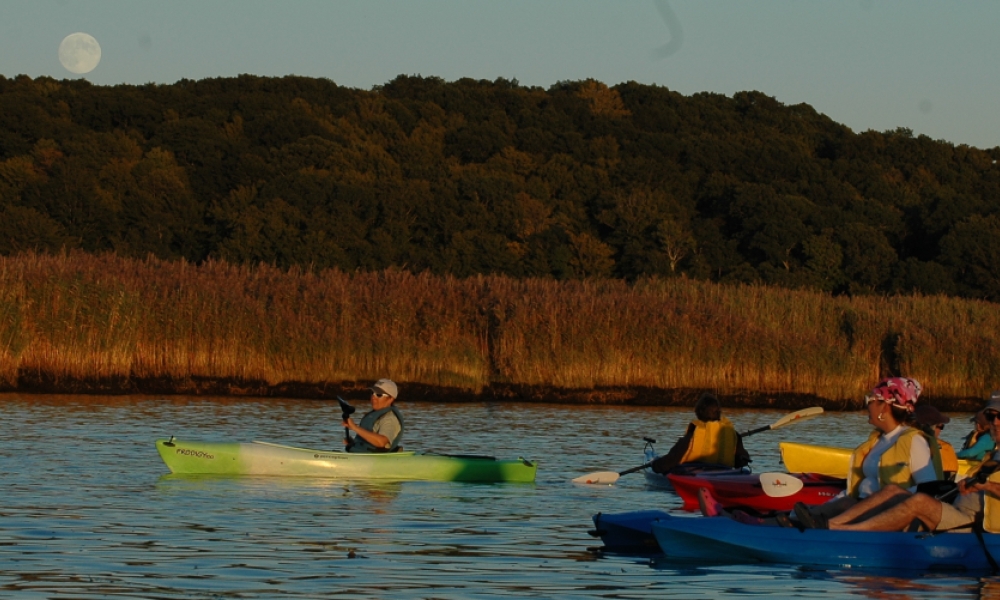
[812,495,856,520]
[832,493,943,532]
[828,485,909,527]
[790,494,855,527]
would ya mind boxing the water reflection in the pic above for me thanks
[0,393,991,598]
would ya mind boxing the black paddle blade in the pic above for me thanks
[337,396,356,419]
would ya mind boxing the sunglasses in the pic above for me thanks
[372,392,391,399]
[934,424,945,431]
[864,395,885,405]
[985,410,1000,422]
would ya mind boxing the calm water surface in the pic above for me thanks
[1,394,995,599]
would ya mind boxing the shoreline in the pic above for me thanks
[4,374,987,412]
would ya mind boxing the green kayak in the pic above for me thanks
[155,438,537,483]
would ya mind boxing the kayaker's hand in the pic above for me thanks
[958,478,999,496]
[958,479,978,495]
[343,418,357,431]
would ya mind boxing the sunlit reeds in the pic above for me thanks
[1,251,998,405]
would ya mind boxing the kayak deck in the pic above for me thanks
[668,471,844,513]
[156,438,537,482]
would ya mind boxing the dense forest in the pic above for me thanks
[1,73,999,299]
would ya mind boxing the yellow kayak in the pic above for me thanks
[779,441,979,479]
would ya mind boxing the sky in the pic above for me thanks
[2,0,999,149]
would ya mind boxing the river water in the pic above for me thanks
[1,393,996,599]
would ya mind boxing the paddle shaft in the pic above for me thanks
[741,424,772,437]
[337,396,356,448]
[618,461,655,476]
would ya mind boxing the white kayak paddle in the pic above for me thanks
[572,406,824,485]
[571,462,653,485]
[758,472,805,497]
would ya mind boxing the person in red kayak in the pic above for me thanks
[796,394,1000,532]
[344,378,404,453]
[651,393,751,474]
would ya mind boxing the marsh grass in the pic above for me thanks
[1,251,998,404]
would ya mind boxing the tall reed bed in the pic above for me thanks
[1,251,998,404]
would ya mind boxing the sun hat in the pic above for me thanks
[913,404,950,427]
[370,378,398,400]
[866,377,922,412]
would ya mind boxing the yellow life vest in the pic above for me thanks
[983,471,1000,533]
[680,417,738,467]
[977,461,1000,533]
[847,428,944,498]
[938,439,959,474]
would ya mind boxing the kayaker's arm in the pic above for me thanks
[734,434,752,468]
[344,417,391,450]
[651,423,695,474]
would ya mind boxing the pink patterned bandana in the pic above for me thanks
[867,377,922,412]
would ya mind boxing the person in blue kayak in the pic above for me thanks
[712,377,944,525]
[795,394,1000,532]
[958,403,997,461]
[344,378,404,453]
[650,393,751,474]
[782,377,943,528]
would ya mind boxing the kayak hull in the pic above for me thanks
[667,472,845,513]
[590,510,671,553]
[155,438,537,482]
[780,441,979,479]
[651,514,999,571]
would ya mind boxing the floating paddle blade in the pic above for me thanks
[759,472,804,497]
[572,471,620,485]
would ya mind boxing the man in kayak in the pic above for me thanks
[650,393,751,474]
[344,378,405,452]
[797,394,1000,532]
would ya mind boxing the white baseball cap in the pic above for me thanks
[370,379,398,399]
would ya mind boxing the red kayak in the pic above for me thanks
[668,471,845,513]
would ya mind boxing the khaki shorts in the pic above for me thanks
[934,494,981,531]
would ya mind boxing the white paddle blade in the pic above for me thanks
[770,406,824,430]
[759,472,804,497]
[572,471,620,485]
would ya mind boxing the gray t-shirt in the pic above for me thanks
[373,411,401,448]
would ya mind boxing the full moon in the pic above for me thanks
[58,32,101,74]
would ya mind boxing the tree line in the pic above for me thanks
[1,73,999,299]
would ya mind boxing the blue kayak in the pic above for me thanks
[590,510,671,553]
[651,514,1000,571]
